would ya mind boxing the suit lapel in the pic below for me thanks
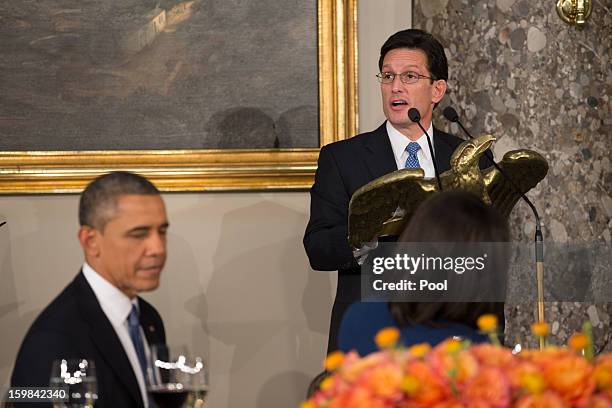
[74,272,144,407]
[433,128,455,173]
[138,299,165,347]
[362,122,398,181]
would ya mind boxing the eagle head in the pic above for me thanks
[450,134,496,171]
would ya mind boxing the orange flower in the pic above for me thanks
[460,367,511,408]
[532,321,550,337]
[569,332,589,351]
[341,351,388,382]
[514,391,569,408]
[594,355,612,391]
[509,361,542,390]
[521,347,574,366]
[429,344,479,384]
[520,372,547,395]
[301,331,612,408]
[325,351,345,371]
[328,386,392,408]
[409,343,431,358]
[543,354,596,406]
[359,362,403,398]
[471,343,514,369]
[375,327,401,349]
[477,314,498,332]
[430,400,465,408]
[405,360,450,405]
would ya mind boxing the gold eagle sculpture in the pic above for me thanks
[348,134,549,250]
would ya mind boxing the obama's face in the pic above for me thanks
[79,194,168,298]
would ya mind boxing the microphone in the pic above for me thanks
[443,106,496,163]
[407,108,443,191]
[442,106,541,236]
[443,105,545,332]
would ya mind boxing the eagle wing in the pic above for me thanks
[348,168,436,249]
[482,149,549,218]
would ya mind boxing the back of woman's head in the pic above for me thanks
[399,190,510,243]
[390,191,510,328]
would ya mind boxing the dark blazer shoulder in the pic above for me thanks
[27,274,85,333]
[322,123,387,155]
[434,127,464,149]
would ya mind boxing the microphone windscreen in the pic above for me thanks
[408,108,421,123]
[443,106,459,122]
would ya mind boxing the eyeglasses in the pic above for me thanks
[376,71,435,84]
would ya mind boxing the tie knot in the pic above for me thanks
[128,305,140,328]
[406,142,421,155]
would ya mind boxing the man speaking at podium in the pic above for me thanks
[304,29,468,352]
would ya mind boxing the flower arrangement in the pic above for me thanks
[301,316,612,408]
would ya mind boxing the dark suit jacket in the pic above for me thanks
[303,122,468,352]
[11,271,166,408]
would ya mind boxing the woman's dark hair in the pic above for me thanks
[388,191,509,329]
[378,29,448,82]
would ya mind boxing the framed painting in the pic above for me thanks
[0,0,357,193]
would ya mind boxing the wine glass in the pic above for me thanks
[181,354,208,408]
[147,345,208,408]
[49,358,98,408]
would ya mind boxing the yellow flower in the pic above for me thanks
[299,401,316,408]
[531,321,550,337]
[324,351,344,371]
[319,376,334,392]
[401,374,421,395]
[520,372,546,395]
[445,338,462,354]
[375,327,400,349]
[568,332,589,351]
[409,343,431,358]
[477,314,498,332]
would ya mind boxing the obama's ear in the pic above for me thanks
[78,225,102,258]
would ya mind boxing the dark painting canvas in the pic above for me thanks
[0,0,319,150]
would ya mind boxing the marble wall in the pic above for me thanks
[413,0,611,350]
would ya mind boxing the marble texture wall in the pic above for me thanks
[413,0,611,350]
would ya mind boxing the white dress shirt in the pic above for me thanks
[82,263,150,408]
[387,121,436,178]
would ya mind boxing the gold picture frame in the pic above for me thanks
[0,0,358,194]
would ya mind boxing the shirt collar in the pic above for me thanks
[386,121,435,163]
[82,262,138,327]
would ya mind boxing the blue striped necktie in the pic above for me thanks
[128,305,148,384]
[404,142,421,168]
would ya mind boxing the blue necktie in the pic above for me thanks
[404,142,421,168]
[128,305,148,383]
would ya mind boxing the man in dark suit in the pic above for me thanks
[11,172,169,407]
[304,29,469,353]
